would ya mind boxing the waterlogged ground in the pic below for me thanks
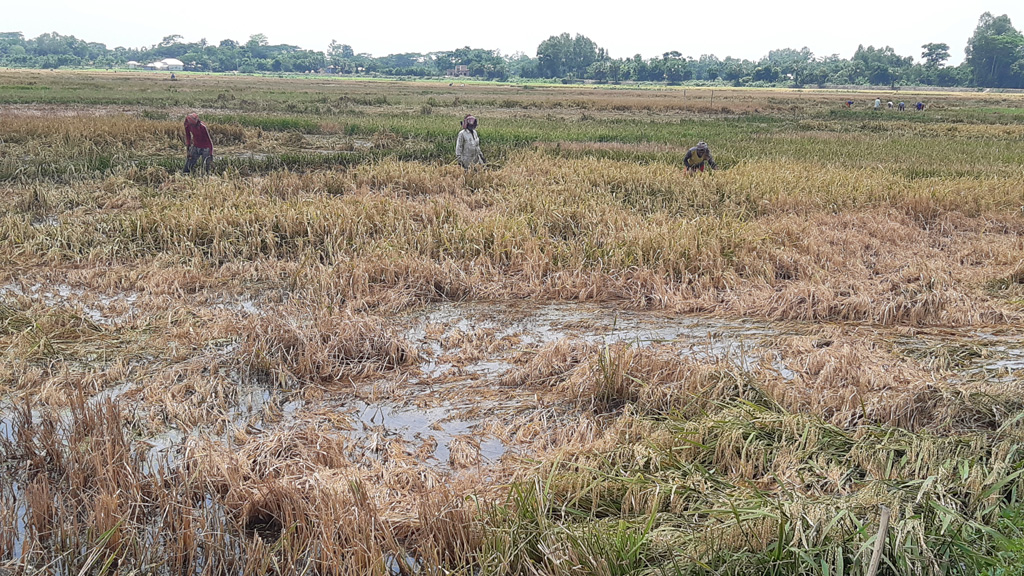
[4,279,1024,481]
[2,294,781,462]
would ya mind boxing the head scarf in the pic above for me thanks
[185,113,200,126]
[461,115,478,130]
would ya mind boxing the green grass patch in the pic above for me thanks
[203,114,322,133]
[484,395,1024,575]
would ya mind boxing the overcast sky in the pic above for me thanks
[5,0,1022,65]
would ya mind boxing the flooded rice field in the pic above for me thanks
[5,280,1024,571]
[5,76,1024,572]
[4,279,1024,479]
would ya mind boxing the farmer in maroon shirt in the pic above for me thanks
[183,113,214,173]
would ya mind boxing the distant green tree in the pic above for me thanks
[719,57,750,82]
[587,60,612,83]
[507,51,538,77]
[246,33,270,59]
[159,34,183,47]
[536,33,600,78]
[0,32,26,45]
[766,47,813,85]
[662,53,689,84]
[916,42,953,85]
[622,54,647,81]
[207,42,240,72]
[327,40,345,66]
[327,40,358,72]
[180,50,211,71]
[693,54,721,81]
[965,12,1024,87]
[751,64,780,83]
[921,42,950,67]
[436,46,505,77]
[853,44,912,86]
[289,50,325,72]
[0,32,27,55]
[937,63,970,86]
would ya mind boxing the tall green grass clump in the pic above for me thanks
[480,394,1024,575]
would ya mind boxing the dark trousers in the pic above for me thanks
[184,147,213,173]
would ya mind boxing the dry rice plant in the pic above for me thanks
[237,305,418,387]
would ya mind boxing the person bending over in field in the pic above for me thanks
[683,141,717,173]
[455,114,485,169]
[183,113,214,174]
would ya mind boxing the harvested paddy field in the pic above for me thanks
[2,70,1024,575]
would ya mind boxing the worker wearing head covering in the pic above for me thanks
[683,141,717,173]
[455,114,485,169]
[183,113,214,173]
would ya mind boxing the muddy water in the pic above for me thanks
[405,301,780,375]
[320,302,791,467]
[133,302,795,472]
[0,299,805,564]
[4,291,1024,473]
[348,401,506,464]
[1,281,139,326]
[201,301,1024,472]
[896,330,1024,382]
[4,294,1024,563]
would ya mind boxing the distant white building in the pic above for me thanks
[145,58,184,71]
[126,60,140,69]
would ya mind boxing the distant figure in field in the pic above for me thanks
[898,101,906,111]
[170,73,176,81]
[846,100,854,108]
[683,141,717,173]
[887,101,894,109]
[183,113,214,174]
[874,98,881,110]
[456,114,485,169]
[915,101,925,111]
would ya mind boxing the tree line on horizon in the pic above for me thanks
[1,12,1022,89]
